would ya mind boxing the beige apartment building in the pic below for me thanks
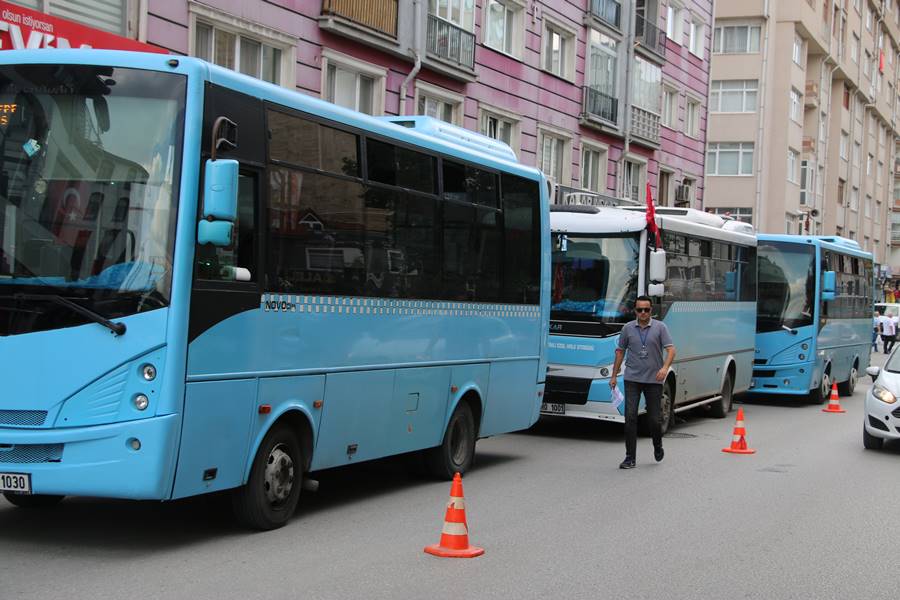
[706,0,900,271]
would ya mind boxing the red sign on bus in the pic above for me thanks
[0,1,166,53]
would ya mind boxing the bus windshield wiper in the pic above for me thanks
[14,293,126,336]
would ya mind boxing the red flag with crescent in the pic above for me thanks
[645,182,662,247]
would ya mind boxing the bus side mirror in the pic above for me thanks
[198,159,238,247]
[724,271,737,300]
[648,283,665,297]
[649,249,666,283]
[822,270,836,301]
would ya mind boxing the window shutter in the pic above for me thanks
[49,0,127,36]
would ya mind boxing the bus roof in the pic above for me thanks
[0,49,543,183]
[757,234,873,260]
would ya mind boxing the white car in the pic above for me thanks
[864,357,900,449]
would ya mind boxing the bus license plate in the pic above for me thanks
[0,472,31,494]
[541,402,565,415]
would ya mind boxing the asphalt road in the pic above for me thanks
[2,353,898,600]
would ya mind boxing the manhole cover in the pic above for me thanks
[663,432,697,439]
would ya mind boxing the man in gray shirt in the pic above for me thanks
[609,295,676,469]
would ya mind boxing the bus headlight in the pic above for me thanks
[872,386,897,404]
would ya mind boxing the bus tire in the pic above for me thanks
[808,371,830,405]
[425,401,476,480]
[863,424,884,450]
[3,493,64,508]
[709,372,734,419]
[232,423,303,531]
[838,363,858,396]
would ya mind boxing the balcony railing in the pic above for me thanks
[426,14,475,70]
[321,0,398,37]
[631,105,661,144]
[590,0,621,29]
[634,14,666,59]
[583,86,618,124]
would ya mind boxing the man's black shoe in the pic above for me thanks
[619,457,636,469]
[654,446,664,462]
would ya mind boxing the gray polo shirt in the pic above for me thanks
[617,319,674,384]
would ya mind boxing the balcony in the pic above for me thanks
[583,86,619,125]
[320,0,398,37]
[589,0,621,30]
[426,14,475,71]
[634,15,666,60]
[630,105,661,145]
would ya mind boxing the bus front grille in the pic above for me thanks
[544,376,591,405]
[753,359,768,365]
[753,370,776,378]
[0,443,64,464]
[0,410,48,427]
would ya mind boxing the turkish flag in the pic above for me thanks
[645,182,662,248]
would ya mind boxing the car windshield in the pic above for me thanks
[886,350,900,373]
[0,64,185,335]
[756,241,815,333]
[550,232,640,336]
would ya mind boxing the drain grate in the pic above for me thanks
[663,432,697,439]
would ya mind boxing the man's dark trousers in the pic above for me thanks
[624,380,663,459]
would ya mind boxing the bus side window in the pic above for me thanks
[196,171,257,282]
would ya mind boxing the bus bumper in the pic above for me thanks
[0,414,178,500]
[540,376,627,423]
[748,361,817,396]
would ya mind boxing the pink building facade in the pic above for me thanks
[38,0,712,207]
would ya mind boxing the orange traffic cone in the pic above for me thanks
[722,407,756,454]
[424,472,484,558]
[822,382,846,413]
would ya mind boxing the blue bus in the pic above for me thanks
[544,202,756,432]
[0,50,549,529]
[751,235,872,402]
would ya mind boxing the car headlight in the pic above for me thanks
[872,385,897,404]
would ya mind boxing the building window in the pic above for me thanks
[838,179,846,207]
[543,18,576,80]
[793,34,803,65]
[850,185,858,210]
[710,80,758,112]
[853,141,861,168]
[415,81,464,125]
[193,17,290,85]
[632,55,662,114]
[479,106,519,154]
[878,160,884,185]
[843,85,851,109]
[538,129,571,183]
[840,130,849,159]
[587,30,619,123]
[789,88,802,122]
[431,0,476,30]
[876,200,883,222]
[622,159,645,202]
[581,143,608,193]
[662,87,679,128]
[800,160,812,205]
[689,18,705,56]
[706,142,754,176]
[685,98,701,137]
[667,2,684,42]
[867,3,873,30]
[484,0,523,58]
[851,33,859,63]
[867,153,874,175]
[785,213,796,235]
[709,207,753,223]
[322,50,387,115]
[866,194,872,217]
[713,24,762,54]
[787,149,799,184]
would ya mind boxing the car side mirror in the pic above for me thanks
[648,283,665,297]
[822,270,836,301]
[198,158,238,247]
[866,366,881,381]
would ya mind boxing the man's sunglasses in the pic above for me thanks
[635,307,652,313]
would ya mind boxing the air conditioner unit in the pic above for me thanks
[802,136,815,153]
[805,81,819,107]
[674,184,691,206]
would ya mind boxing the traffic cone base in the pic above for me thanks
[823,382,846,413]
[423,473,484,559]
[722,407,756,454]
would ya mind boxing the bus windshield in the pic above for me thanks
[0,64,185,335]
[551,232,640,335]
[757,241,815,333]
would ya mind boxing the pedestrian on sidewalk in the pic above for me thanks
[873,311,881,353]
[609,295,676,470]
[880,311,897,354]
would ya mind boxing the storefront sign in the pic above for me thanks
[0,1,165,53]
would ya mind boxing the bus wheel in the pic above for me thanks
[426,401,476,480]
[709,372,734,419]
[838,365,858,396]
[659,380,674,434]
[3,493,64,508]
[809,372,831,405]
[232,424,303,530]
